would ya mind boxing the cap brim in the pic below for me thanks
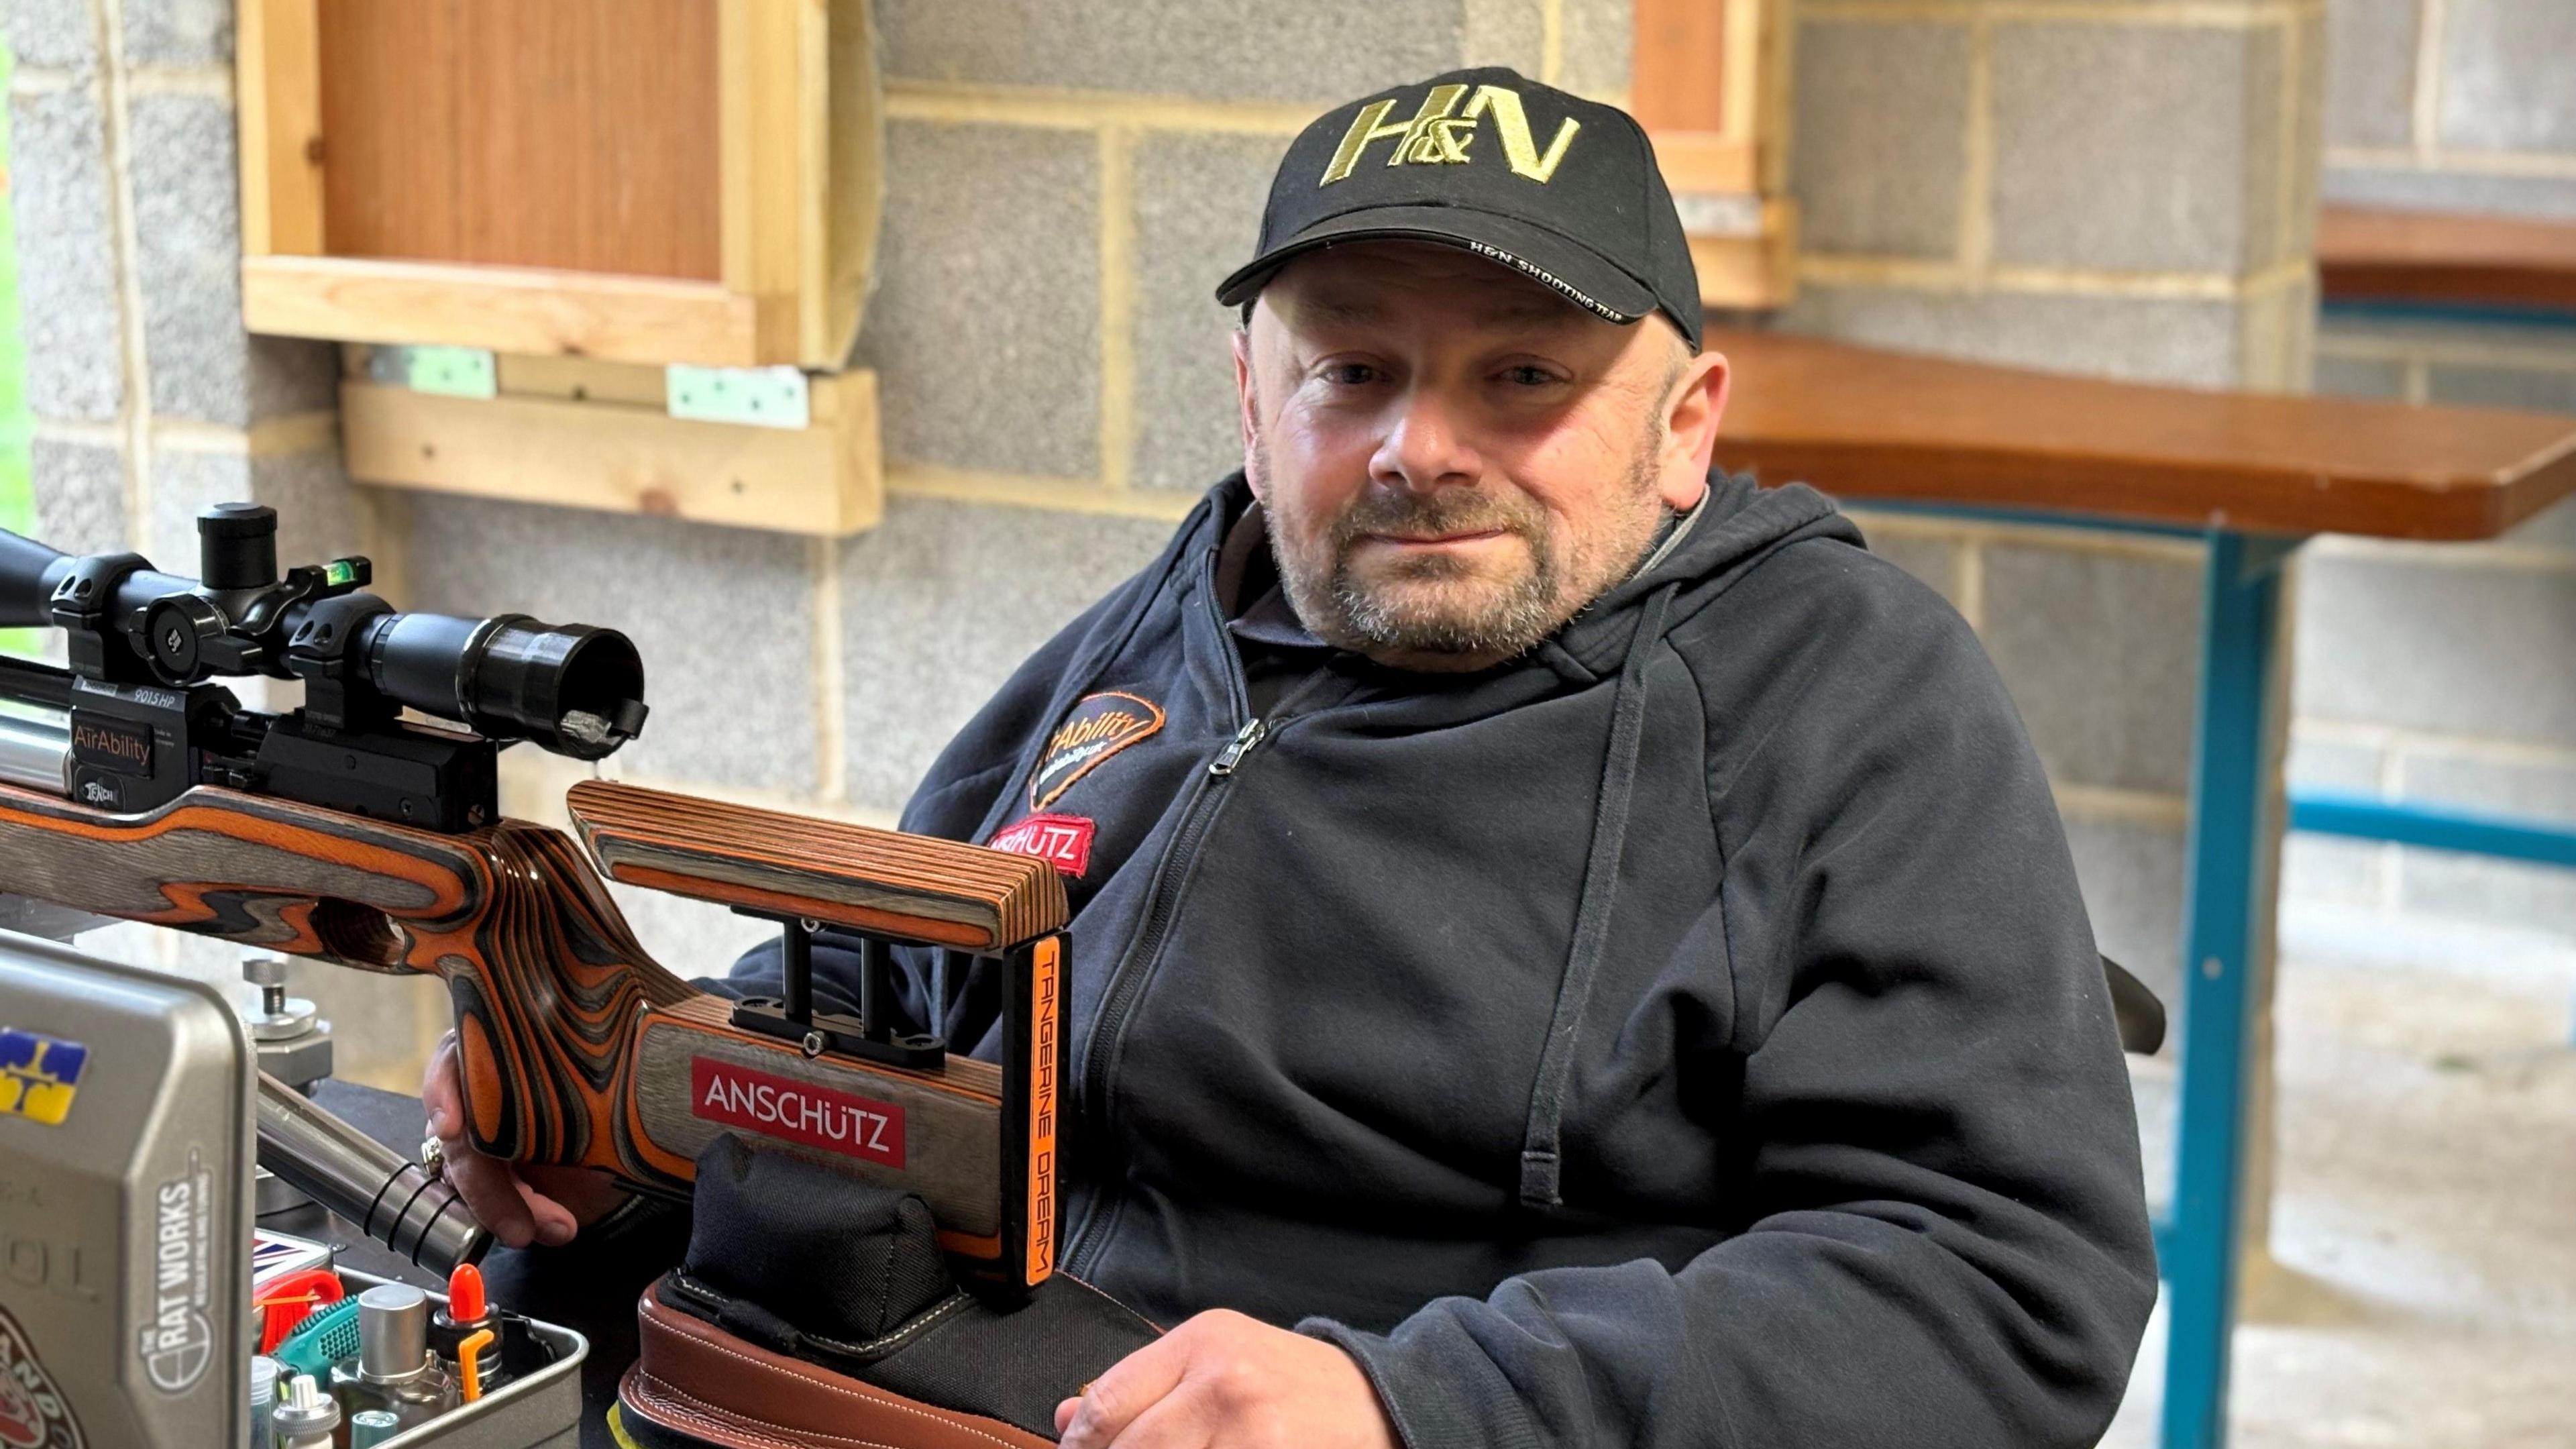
[1214,205,1658,327]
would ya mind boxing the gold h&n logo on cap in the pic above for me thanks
[1320,83,1581,186]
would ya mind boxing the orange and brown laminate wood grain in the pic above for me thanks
[567,780,1069,952]
[1711,327,2576,540]
[0,780,1016,1211]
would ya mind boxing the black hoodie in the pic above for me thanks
[726,469,2158,1448]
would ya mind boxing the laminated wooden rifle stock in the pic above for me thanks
[0,775,1069,1289]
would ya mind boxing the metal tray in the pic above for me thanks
[337,1267,588,1449]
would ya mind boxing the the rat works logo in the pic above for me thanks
[137,1149,215,1393]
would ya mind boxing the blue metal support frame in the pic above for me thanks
[2288,790,2576,869]
[2159,530,2290,1449]
[1841,496,2305,1447]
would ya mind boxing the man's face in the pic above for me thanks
[1234,241,1727,672]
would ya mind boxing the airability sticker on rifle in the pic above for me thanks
[0,1302,85,1448]
[1030,692,1165,810]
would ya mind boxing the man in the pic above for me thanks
[427,68,2156,1447]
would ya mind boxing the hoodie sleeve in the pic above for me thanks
[1304,547,2159,1449]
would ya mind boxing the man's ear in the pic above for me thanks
[1658,348,1731,511]
[1232,326,1264,501]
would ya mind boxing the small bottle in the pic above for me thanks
[329,1283,456,1430]
[248,1356,278,1449]
[270,1374,339,1449]
[349,1408,403,1448]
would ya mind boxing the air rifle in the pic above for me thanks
[0,507,1066,1289]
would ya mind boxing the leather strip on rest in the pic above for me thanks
[625,1281,1058,1449]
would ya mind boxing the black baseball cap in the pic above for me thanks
[1216,67,1703,352]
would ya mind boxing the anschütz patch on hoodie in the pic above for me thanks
[1030,692,1165,810]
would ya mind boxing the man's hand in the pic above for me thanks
[421,1030,631,1248]
[1054,1309,1401,1449]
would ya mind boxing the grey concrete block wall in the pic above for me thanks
[837,498,1174,814]
[1849,523,1963,612]
[1,0,97,71]
[2296,552,2576,745]
[853,122,1102,480]
[1789,21,1971,260]
[1990,22,2284,274]
[9,85,123,423]
[2304,294,2576,941]
[1982,545,2203,797]
[1783,2,2324,999]
[2065,815,2188,1010]
[2436,0,2576,154]
[127,93,335,427]
[1553,0,1633,103]
[2325,0,2420,151]
[875,0,1475,104]
[2324,0,2576,219]
[1782,286,2249,387]
[401,496,822,796]
[117,0,231,68]
[25,436,124,556]
[2424,360,2576,414]
[2322,165,2576,222]
[2279,737,2388,908]
[148,446,364,572]
[1130,131,1278,493]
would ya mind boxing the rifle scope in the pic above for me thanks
[0,505,646,761]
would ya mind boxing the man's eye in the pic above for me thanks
[1501,365,1562,387]
[1320,363,1379,385]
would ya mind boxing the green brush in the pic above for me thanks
[273,1295,362,1380]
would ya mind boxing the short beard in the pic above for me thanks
[1247,401,1665,665]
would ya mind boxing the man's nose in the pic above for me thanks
[1371,386,1481,491]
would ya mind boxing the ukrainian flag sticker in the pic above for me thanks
[0,1028,89,1126]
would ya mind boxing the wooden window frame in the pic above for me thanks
[237,0,874,369]
[1630,0,1796,311]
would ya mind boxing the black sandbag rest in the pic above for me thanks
[661,1134,1161,1441]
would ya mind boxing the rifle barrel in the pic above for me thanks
[0,710,70,796]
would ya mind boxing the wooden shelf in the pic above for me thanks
[1711,327,2576,541]
[339,354,881,537]
[2318,203,2576,315]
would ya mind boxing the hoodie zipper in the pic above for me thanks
[1060,714,1269,1277]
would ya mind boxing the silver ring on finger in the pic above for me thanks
[420,1132,447,1181]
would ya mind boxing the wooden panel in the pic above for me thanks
[1632,0,1733,135]
[337,371,880,536]
[316,0,722,280]
[495,354,670,407]
[1654,133,1758,197]
[237,0,324,255]
[2318,203,2576,313]
[1711,327,2576,540]
[569,780,1069,953]
[245,254,758,365]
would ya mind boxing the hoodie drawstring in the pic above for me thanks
[1517,582,1678,1210]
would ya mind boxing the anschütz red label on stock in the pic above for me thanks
[690,1058,906,1169]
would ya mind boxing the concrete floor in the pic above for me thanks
[2104,905,2576,1448]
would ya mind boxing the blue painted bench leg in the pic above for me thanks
[2158,531,2294,1449]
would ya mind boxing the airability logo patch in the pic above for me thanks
[1030,692,1165,810]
